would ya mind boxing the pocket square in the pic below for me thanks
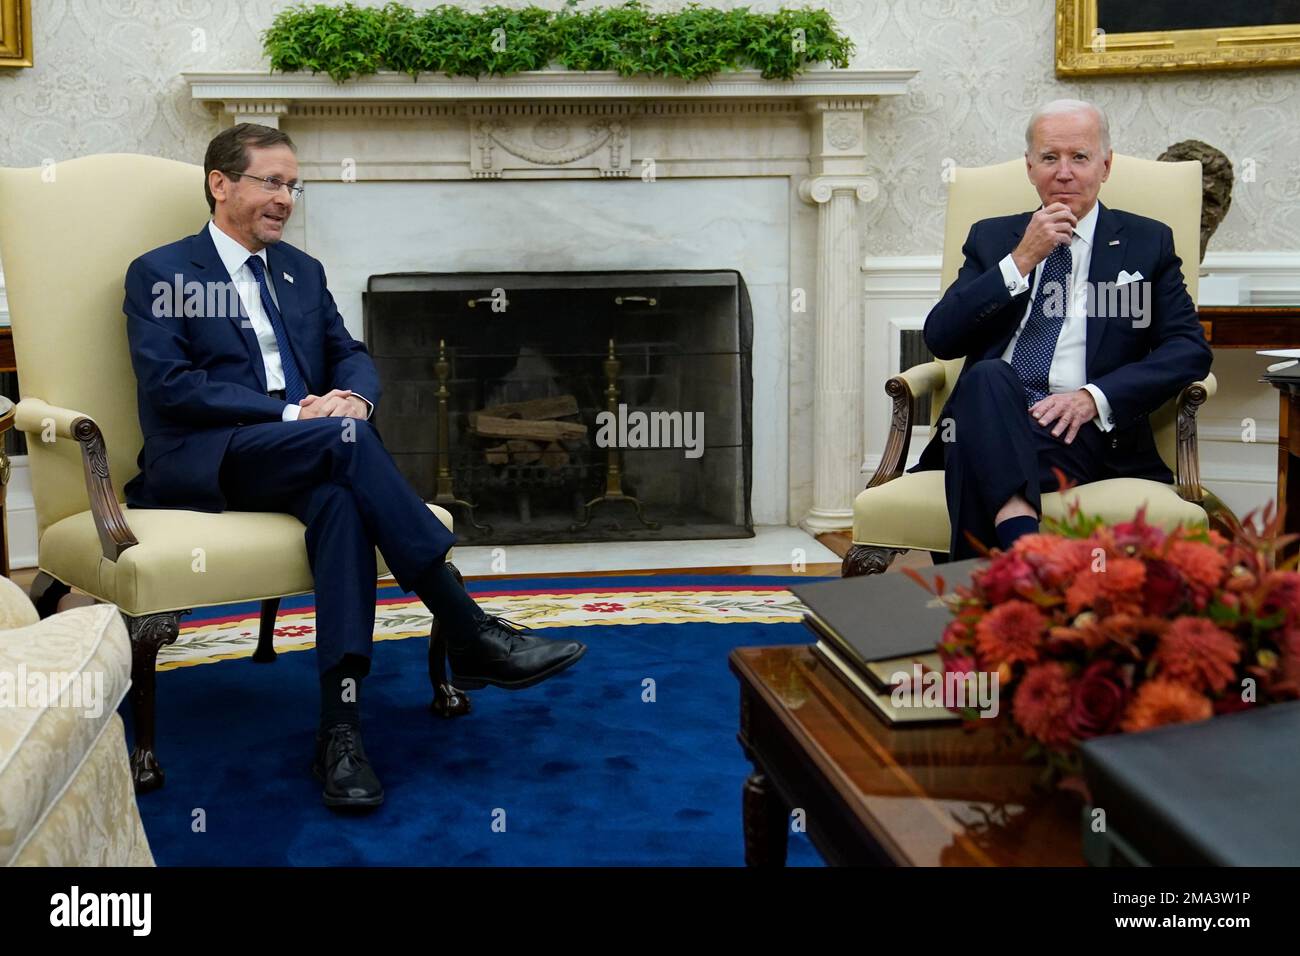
[1116,269,1143,286]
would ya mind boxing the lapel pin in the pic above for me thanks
[1108,240,1120,246]
[283,272,294,283]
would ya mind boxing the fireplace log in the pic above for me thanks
[540,441,570,468]
[506,440,544,464]
[473,416,587,442]
[484,440,547,465]
[470,395,580,426]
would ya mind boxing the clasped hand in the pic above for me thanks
[298,389,367,420]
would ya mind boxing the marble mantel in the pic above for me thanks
[186,68,917,532]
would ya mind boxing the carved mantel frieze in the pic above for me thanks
[467,103,634,178]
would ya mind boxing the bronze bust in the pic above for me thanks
[1157,140,1233,262]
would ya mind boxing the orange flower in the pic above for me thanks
[1153,617,1240,693]
[1012,662,1074,748]
[1065,556,1146,616]
[974,600,1047,668]
[1120,679,1213,732]
[1165,539,1228,596]
[1013,534,1092,589]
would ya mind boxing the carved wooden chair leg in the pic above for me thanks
[841,545,907,578]
[429,561,472,718]
[124,611,183,794]
[30,571,72,619]
[252,598,280,663]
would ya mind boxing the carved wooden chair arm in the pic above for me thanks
[863,361,947,490]
[1174,373,1215,505]
[14,398,139,560]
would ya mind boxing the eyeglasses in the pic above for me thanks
[223,171,304,200]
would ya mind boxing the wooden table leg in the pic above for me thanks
[743,770,789,867]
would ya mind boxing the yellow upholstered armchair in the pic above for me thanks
[845,154,1221,577]
[0,155,466,794]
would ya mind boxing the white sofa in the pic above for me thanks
[0,576,154,866]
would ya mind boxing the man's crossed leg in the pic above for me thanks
[219,416,587,808]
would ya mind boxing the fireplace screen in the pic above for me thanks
[363,270,753,545]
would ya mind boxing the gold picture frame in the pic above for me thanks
[0,0,31,69]
[1056,1,1300,76]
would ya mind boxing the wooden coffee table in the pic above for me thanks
[730,644,1084,866]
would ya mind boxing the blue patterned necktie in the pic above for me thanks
[244,254,308,403]
[1010,241,1072,406]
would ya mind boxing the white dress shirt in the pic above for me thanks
[996,202,1116,432]
[207,220,371,422]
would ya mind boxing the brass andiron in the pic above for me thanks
[571,338,660,532]
[432,339,491,533]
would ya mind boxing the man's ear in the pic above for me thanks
[1101,149,1113,182]
[208,169,228,207]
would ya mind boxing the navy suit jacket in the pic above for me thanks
[913,202,1212,481]
[123,226,381,511]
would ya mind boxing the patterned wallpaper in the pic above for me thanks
[1,0,1298,256]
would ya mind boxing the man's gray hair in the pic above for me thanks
[1024,99,1111,155]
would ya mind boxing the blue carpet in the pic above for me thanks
[124,574,828,866]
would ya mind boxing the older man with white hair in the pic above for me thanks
[911,99,1212,558]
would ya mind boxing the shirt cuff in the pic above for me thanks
[281,403,301,422]
[351,392,375,419]
[999,254,1030,296]
[1083,383,1116,433]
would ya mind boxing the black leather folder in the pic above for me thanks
[1081,700,1300,866]
[790,558,981,692]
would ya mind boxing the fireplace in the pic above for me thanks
[187,68,917,532]
[364,270,753,544]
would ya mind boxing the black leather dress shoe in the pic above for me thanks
[312,723,384,809]
[448,615,586,690]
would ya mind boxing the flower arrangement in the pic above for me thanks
[907,492,1300,783]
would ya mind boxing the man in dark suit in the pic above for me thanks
[912,99,1212,559]
[123,124,586,809]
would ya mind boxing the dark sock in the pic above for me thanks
[413,561,486,649]
[995,515,1039,551]
[320,654,368,730]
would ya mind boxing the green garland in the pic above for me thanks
[262,1,855,82]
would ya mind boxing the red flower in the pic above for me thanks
[974,600,1046,668]
[1261,571,1300,624]
[976,553,1036,604]
[1067,661,1128,739]
[1213,693,1255,716]
[940,619,972,650]
[1012,662,1074,748]
[581,602,625,613]
[1153,617,1240,693]
[1113,513,1165,553]
[940,649,978,679]
[1143,559,1187,617]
